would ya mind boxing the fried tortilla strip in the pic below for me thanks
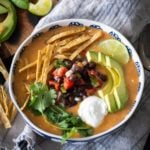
[41,45,54,84]
[0,104,11,128]
[20,95,30,111]
[10,105,17,122]
[47,61,55,73]
[0,87,4,108]
[19,61,37,73]
[54,54,69,60]
[36,50,42,81]
[55,35,79,47]
[24,83,30,92]
[58,35,90,53]
[7,101,13,119]
[0,58,9,80]
[70,31,102,60]
[47,27,86,44]
[0,66,8,80]
[0,86,9,116]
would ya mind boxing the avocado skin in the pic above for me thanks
[86,51,128,112]
[0,0,17,42]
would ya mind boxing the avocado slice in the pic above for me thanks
[86,50,99,63]
[98,52,106,65]
[0,0,17,42]
[86,51,128,112]
[86,51,117,112]
[0,4,8,14]
[97,69,113,98]
[106,56,128,109]
[105,93,118,113]
[86,51,114,101]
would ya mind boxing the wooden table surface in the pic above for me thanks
[0,0,58,60]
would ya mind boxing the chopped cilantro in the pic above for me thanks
[28,82,57,114]
[54,60,66,68]
[28,82,93,142]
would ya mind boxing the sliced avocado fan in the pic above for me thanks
[0,0,17,42]
[86,51,128,113]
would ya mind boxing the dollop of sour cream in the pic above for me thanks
[78,96,108,128]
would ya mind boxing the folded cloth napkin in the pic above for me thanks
[1,0,150,149]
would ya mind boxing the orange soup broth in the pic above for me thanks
[13,26,139,137]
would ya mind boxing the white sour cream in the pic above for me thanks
[78,96,108,128]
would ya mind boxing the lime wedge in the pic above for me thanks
[28,0,52,16]
[99,39,129,64]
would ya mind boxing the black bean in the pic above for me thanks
[64,59,73,69]
[81,69,91,82]
[87,62,96,69]
[97,72,107,81]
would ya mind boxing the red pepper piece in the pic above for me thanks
[52,67,68,77]
[64,77,74,90]
[49,80,60,91]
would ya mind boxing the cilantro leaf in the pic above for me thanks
[28,82,93,142]
[45,105,93,142]
[54,60,66,68]
[62,127,78,143]
[28,83,57,114]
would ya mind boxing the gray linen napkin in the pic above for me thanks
[1,0,150,149]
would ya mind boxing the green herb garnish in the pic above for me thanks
[45,105,93,143]
[89,75,99,87]
[28,82,93,142]
[54,60,66,68]
[28,82,57,114]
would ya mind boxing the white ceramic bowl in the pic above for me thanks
[9,19,145,143]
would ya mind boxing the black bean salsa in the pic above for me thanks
[47,56,107,107]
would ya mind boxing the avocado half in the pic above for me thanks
[86,51,128,113]
[28,0,52,16]
[0,0,17,42]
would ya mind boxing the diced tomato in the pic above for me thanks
[64,77,74,90]
[52,69,57,76]
[86,88,96,95]
[52,67,68,77]
[49,80,60,91]
[57,67,68,77]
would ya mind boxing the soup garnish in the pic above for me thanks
[13,26,138,142]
